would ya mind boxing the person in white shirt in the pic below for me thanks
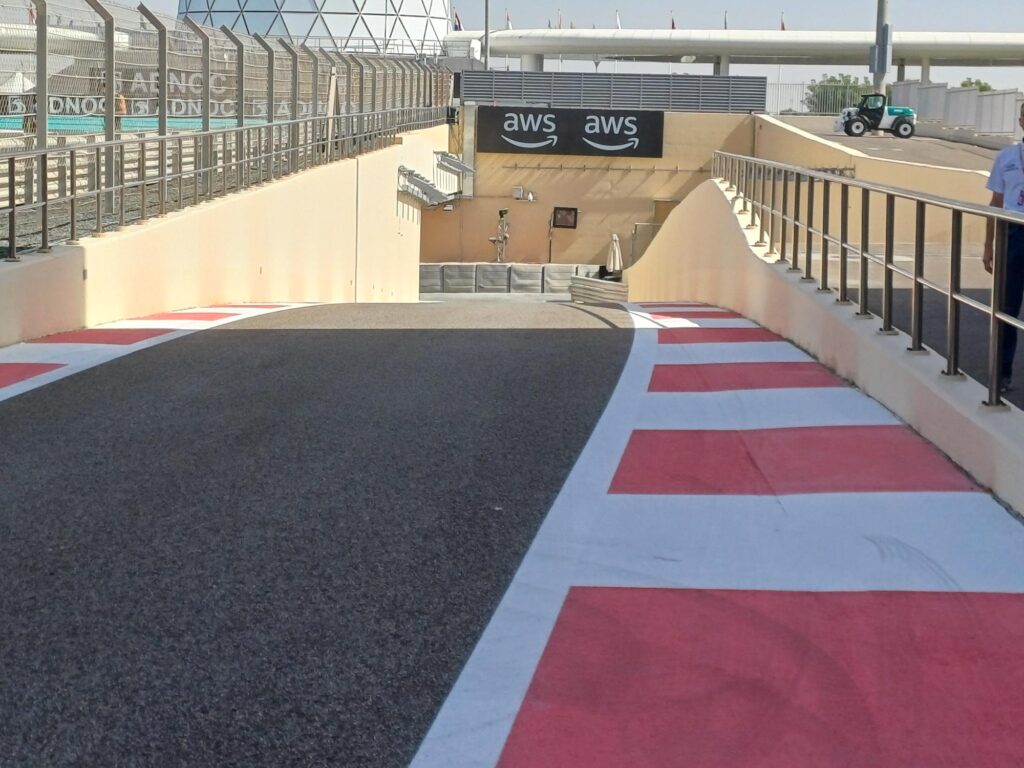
[984,102,1024,392]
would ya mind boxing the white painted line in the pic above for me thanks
[633,388,900,430]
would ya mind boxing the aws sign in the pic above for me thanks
[476,106,664,158]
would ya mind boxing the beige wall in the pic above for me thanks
[0,125,448,348]
[421,111,754,265]
[754,115,991,244]
[626,179,1024,514]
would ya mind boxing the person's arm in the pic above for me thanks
[984,191,1005,274]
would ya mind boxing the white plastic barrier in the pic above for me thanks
[978,90,1021,135]
[916,83,949,121]
[944,87,979,129]
[891,81,915,110]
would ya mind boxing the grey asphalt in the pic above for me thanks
[779,115,998,171]
[0,301,633,767]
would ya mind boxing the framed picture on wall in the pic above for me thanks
[552,206,579,229]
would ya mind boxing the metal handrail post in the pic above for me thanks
[837,183,851,303]
[909,200,926,350]
[767,166,778,254]
[278,38,300,174]
[754,165,766,239]
[301,44,319,169]
[819,180,830,291]
[778,169,789,263]
[987,219,1009,406]
[881,193,896,333]
[68,150,78,243]
[945,210,963,376]
[858,188,871,315]
[6,157,16,261]
[803,176,815,281]
[790,173,802,271]
[138,5,167,139]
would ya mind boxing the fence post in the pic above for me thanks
[84,0,115,210]
[138,5,167,215]
[254,35,276,180]
[278,38,300,174]
[220,27,246,129]
[30,1,49,249]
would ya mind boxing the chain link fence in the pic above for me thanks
[0,0,451,152]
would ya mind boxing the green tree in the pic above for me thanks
[960,78,993,92]
[803,73,875,113]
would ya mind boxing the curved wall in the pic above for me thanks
[625,179,1024,514]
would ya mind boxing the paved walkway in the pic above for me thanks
[413,302,1024,767]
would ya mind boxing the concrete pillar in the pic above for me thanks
[920,58,931,84]
[520,53,543,72]
[897,59,906,82]
[713,55,730,77]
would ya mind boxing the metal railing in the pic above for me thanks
[1,105,447,257]
[712,150,1024,408]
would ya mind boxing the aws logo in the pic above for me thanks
[499,112,644,152]
[480,106,662,157]
[582,114,640,151]
[501,112,558,149]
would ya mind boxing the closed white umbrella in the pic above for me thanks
[606,233,623,273]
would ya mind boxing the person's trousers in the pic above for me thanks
[1001,224,1024,377]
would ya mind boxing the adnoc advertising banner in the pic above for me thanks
[476,106,664,158]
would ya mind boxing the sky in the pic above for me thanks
[147,0,1024,92]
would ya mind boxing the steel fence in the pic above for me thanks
[766,83,873,116]
[0,0,451,150]
[0,105,447,258]
[713,150,1024,408]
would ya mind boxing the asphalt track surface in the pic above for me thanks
[780,115,998,171]
[0,301,633,767]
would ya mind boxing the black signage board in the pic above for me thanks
[477,106,664,158]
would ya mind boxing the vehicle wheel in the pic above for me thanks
[848,117,868,137]
[844,122,856,136]
[894,118,915,138]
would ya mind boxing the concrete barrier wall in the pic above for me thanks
[625,178,1024,514]
[421,112,754,265]
[0,124,448,348]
